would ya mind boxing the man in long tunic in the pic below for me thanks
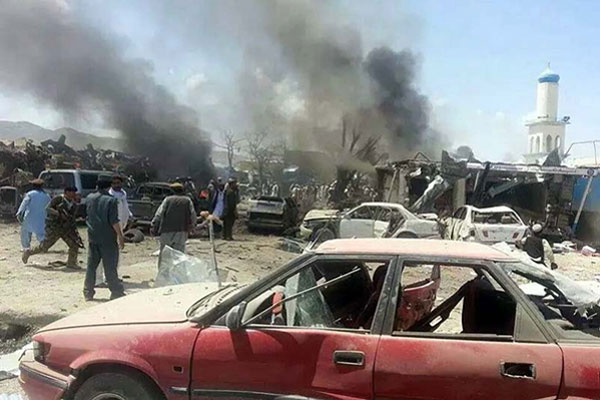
[16,179,51,251]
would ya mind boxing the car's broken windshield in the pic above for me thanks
[500,260,600,339]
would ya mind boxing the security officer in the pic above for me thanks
[22,186,83,268]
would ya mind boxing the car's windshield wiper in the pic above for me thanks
[243,267,360,326]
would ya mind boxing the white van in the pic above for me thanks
[38,169,110,199]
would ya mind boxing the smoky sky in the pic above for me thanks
[0,0,447,170]
[0,0,212,179]
[175,0,447,159]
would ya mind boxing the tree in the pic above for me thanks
[214,131,244,172]
[246,131,274,192]
[331,117,386,206]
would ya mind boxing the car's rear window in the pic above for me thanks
[472,211,521,224]
[41,172,75,189]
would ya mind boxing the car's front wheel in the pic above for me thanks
[74,371,164,400]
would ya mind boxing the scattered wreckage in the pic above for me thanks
[19,238,600,400]
[300,202,439,242]
[377,150,600,245]
[440,205,528,244]
[246,196,299,233]
[0,136,157,221]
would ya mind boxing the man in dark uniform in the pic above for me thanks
[223,178,239,241]
[84,176,126,301]
[22,187,83,268]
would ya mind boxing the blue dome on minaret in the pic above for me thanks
[538,65,560,83]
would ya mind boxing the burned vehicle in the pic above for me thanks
[298,208,340,239]
[246,196,299,232]
[305,202,439,242]
[128,182,177,228]
[0,186,20,219]
[441,205,528,244]
[19,238,600,399]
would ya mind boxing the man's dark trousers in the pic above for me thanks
[84,241,124,299]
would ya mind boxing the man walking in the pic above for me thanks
[151,183,196,265]
[22,187,83,268]
[96,175,132,285]
[16,179,50,251]
[84,177,125,301]
[223,178,239,241]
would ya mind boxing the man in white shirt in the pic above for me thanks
[109,175,132,231]
[97,175,132,286]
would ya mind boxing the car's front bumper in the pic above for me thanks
[247,219,285,229]
[19,352,73,400]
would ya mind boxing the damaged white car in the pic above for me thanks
[441,205,527,244]
[303,202,440,242]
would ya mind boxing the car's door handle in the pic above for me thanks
[500,362,536,379]
[333,350,365,367]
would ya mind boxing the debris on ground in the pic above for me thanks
[582,245,597,256]
[155,245,220,287]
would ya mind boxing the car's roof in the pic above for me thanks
[463,205,517,213]
[359,202,410,211]
[41,169,108,174]
[140,182,172,187]
[315,239,516,261]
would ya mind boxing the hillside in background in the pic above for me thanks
[0,120,125,151]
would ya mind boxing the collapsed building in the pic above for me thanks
[377,151,599,243]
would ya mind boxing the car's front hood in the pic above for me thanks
[304,209,339,221]
[40,283,220,332]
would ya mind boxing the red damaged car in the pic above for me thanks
[19,239,600,399]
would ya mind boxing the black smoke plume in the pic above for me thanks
[0,0,211,180]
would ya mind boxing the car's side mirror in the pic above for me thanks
[225,302,247,331]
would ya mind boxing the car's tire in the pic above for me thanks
[396,231,418,239]
[74,371,163,400]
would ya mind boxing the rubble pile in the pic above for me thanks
[0,141,49,186]
[0,135,157,187]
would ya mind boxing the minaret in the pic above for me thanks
[525,64,568,161]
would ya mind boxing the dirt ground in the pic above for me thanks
[2,219,600,397]
[0,221,295,396]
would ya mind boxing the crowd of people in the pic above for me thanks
[15,174,240,302]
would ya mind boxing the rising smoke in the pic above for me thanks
[221,0,445,160]
[0,0,445,178]
[137,0,445,160]
[0,0,212,180]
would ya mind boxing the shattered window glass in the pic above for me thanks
[501,261,600,340]
[395,263,516,337]
[242,259,388,331]
[285,268,335,328]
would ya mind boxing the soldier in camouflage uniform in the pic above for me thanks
[22,187,84,268]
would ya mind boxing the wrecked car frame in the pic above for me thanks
[20,239,600,399]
